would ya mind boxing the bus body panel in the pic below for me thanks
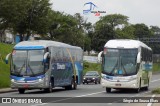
[101,39,152,90]
[8,40,83,91]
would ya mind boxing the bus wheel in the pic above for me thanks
[45,82,52,93]
[71,79,77,90]
[95,81,97,84]
[106,88,111,93]
[135,80,141,93]
[18,88,25,94]
[144,78,149,91]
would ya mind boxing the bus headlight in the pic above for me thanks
[38,78,43,82]
[101,73,107,79]
[11,79,15,82]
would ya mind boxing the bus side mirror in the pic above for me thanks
[5,53,11,64]
[137,52,141,63]
[98,51,103,63]
[43,52,50,63]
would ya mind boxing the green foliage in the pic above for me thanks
[0,0,51,40]
[153,63,160,72]
[92,14,129,51]
[83,61,101,75]
[133,23,152,38]
[0,61,10,88]
[152,88,160,94]
[0,43,13,88]
[1,0,160,53]
[115,25,135,39]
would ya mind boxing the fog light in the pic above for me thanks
[38,79,43,82]
[11,79,15,82]
[133,84,136,87]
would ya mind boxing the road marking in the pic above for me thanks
[31,91,105,106]
[131,90,151,97]
[31,103,48,106]
[75,91,105,97]
[31,78,160,106]
[147,95,156,106]
[151,79,160,83]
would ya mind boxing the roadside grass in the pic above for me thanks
[152,63,160,94]
[153,62,160,72]
[0,43,13,88]
[83,61,101,75]
[152,88,160,94]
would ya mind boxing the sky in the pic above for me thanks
[50,0,160,27]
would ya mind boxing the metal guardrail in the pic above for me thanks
[83,55,160,63]
[83,56,98,63]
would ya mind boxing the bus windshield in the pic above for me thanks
[103,48,138,76]
[11,50,44,76]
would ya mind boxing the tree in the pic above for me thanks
[0,0,51,41]
[115,25,135,39]
[46,12,85,47]
[133,23,152,39]
[92,14,129,51]
[150,26,160,35]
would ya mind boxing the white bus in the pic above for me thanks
[98,39,152,93]
[6,40,83,94]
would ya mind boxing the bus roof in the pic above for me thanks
[104,39,152,50]
[14,40,82,50]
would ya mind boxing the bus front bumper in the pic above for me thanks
[10,79,48,89]
[101,79,139,89]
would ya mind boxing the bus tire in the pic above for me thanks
[44,82,52,93]
[144,78,149,91]
[18,88,25,94]
[95,81,97,84]
[135,79,141,93]
[106,88,111,93]
[65,78,77,90]
[71,78,77,90]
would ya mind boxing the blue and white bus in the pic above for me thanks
[6,40,83,94]
[98,39,152,93]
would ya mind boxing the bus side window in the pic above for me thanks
[45,47,50,70]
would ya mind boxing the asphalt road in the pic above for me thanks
[0,74,160,106]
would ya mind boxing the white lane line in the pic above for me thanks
[131,90,151,97]
[31,91,105,106]
[75,91,105,97]
[31,103,48,106]
[31,78,160,106]
[151,79,160,83]
[147,95,156,106]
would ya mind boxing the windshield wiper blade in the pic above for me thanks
[109,59,118,75]
[121,59,127,75]
[28,64,35,76]
[17,61,25,76]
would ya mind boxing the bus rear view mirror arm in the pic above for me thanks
[98,51,103,63]
[5,53,11,64]
[43,52,50,63]
[137,52,141,63]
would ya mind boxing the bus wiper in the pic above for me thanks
[109,59,118,75]
[121,59,127,75]
[17,61,25,76]
[28,64,35,76]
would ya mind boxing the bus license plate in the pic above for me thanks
[115,84,121,86]
[23,84,29,88]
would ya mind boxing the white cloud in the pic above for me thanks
[50,0,160,27]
